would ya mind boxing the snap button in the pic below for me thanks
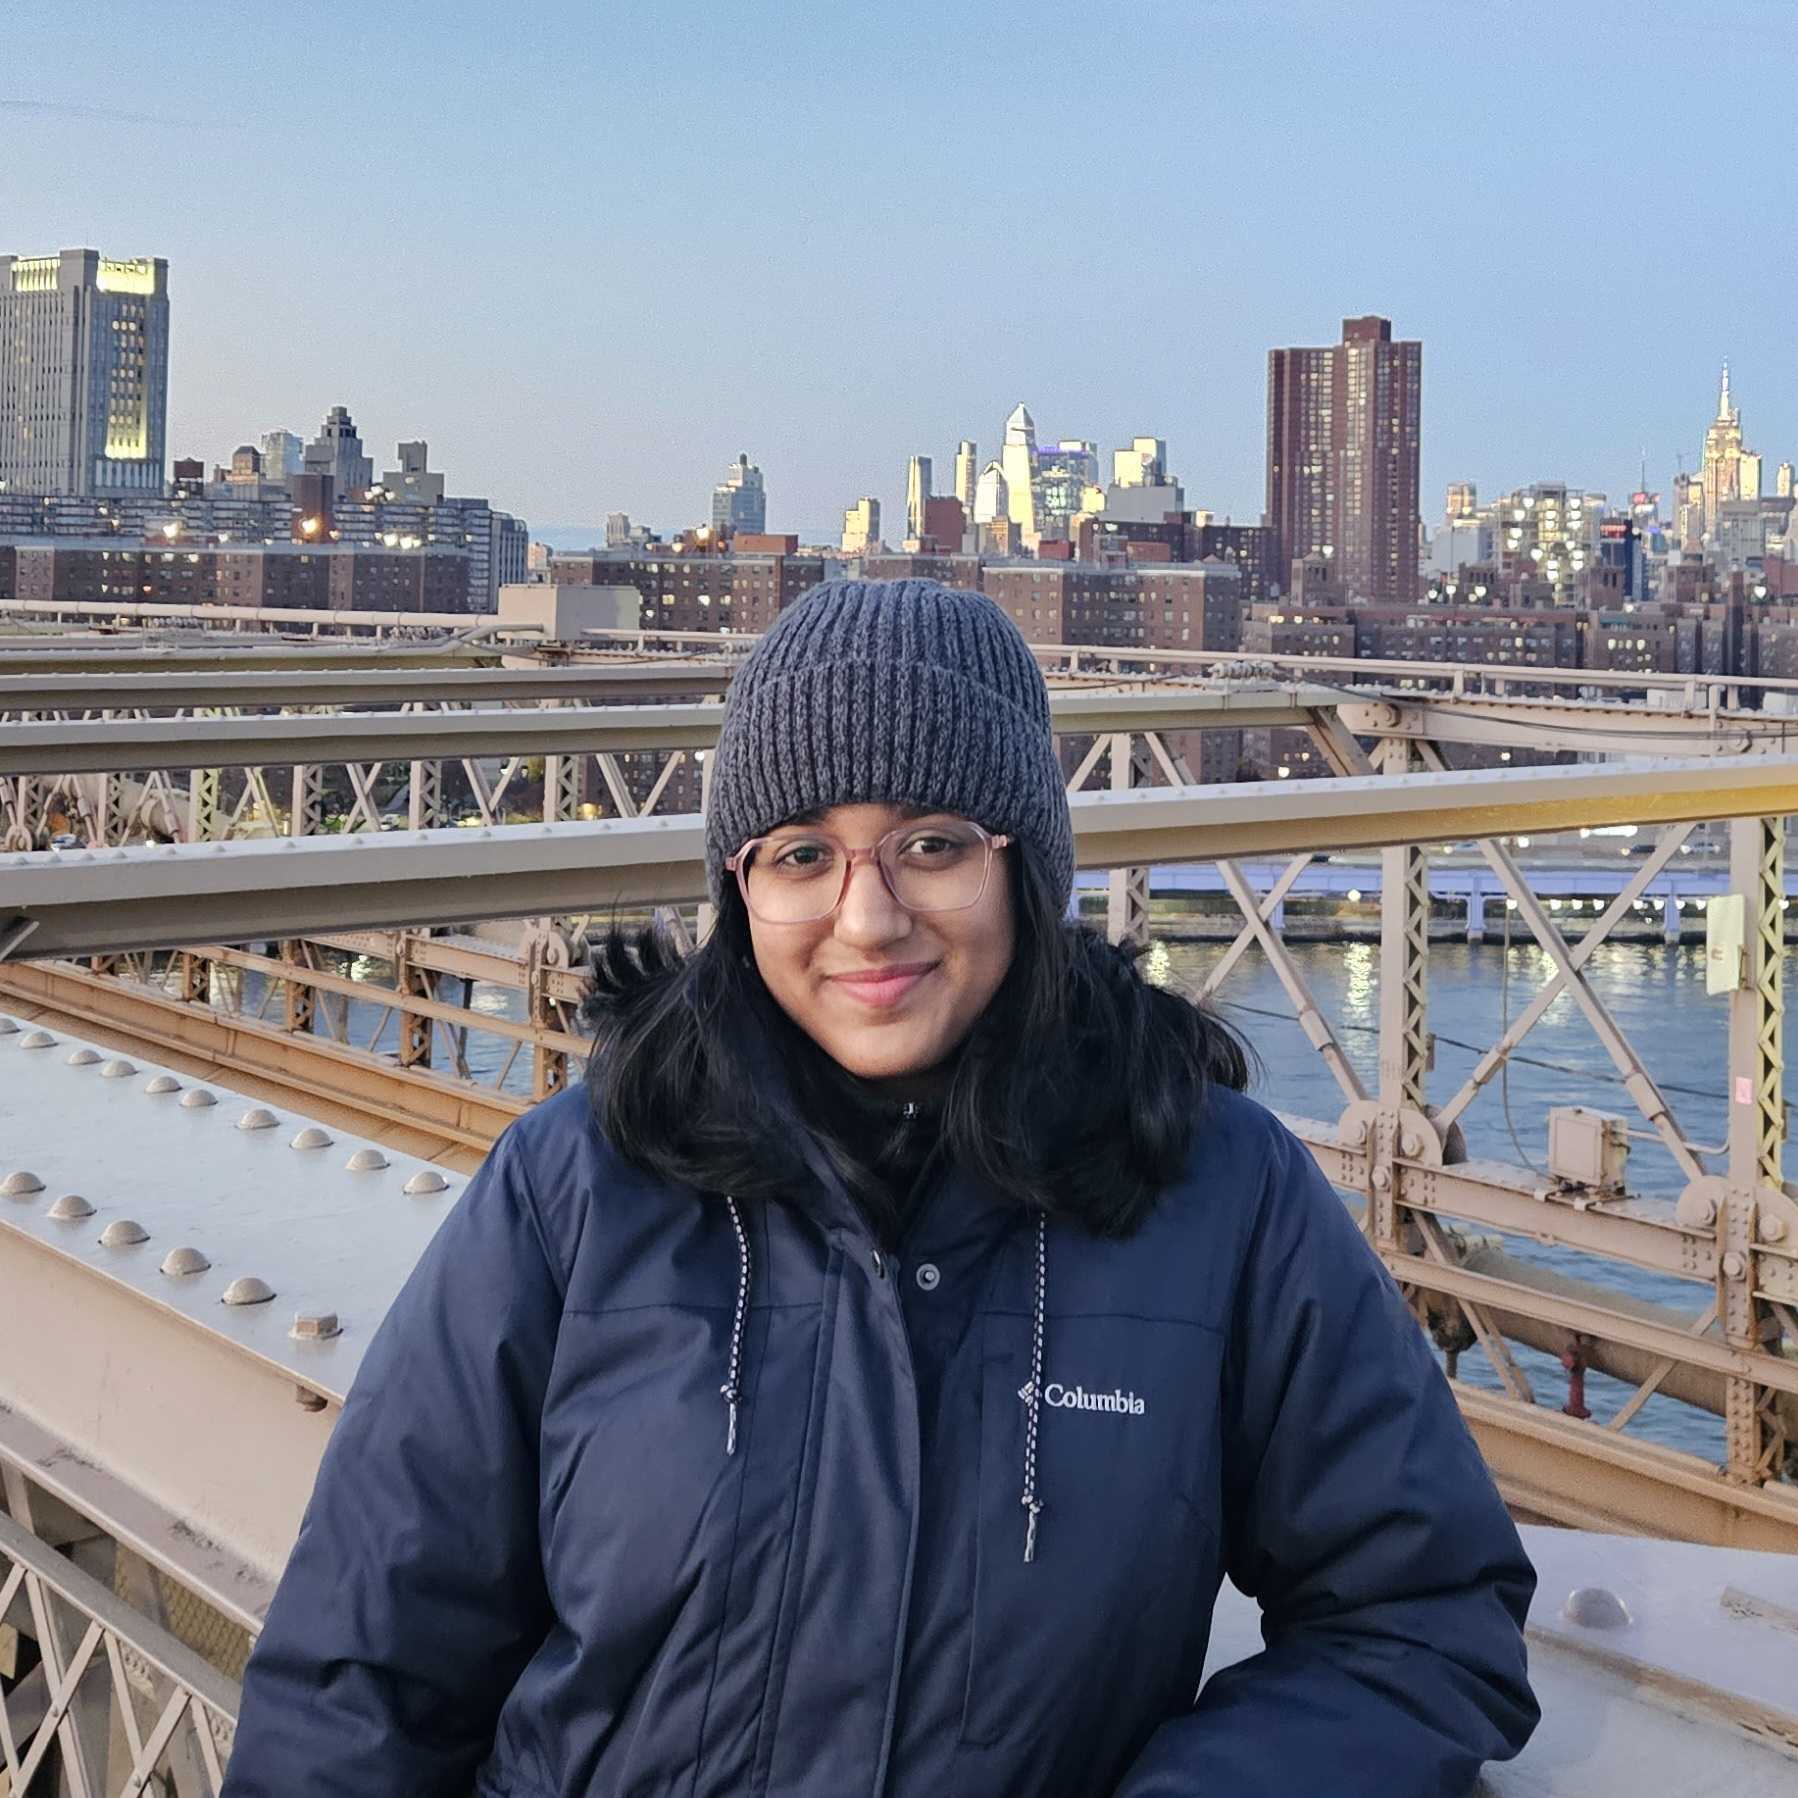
[870,1250,887,1279]
[915,1262,941,1292]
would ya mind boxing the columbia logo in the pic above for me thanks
[1019,1380,1147,1417]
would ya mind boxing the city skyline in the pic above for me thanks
[7,1,1795,539]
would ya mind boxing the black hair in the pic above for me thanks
[581,840,1250,1240]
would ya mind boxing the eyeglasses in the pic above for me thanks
[725,817,1012,925]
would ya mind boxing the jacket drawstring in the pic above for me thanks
[717,1198,1049,1566]
[1021,1212,1047,1564]
[721,1196,750,1456]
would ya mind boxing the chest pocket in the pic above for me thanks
[960,1310,1224,1750]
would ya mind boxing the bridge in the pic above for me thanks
[3,620,1798,1791]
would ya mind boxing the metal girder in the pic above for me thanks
[0,642,501,678]
[17,755,1798,960]
[0,661,745,713]
[0,685,1343,777]
[1340,696,1798,758]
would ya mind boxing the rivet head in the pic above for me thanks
[179,1087,218,1109]
[1401,1132,1422,1158]
[1562,1585,1632,1629]
[291,1311,342,1340]
[1722,1250,1747,1280]
[221,1275,275,1306]
[1758,1214,1789,1244]
[344,1147,388,1172]
[236,1107,279,1131]
[289,1126,333,1151]
[2,1169,46,1197]
[48,1193,95,1220]
[19,1030,57,1051]
[65,1047,102,1066]
[160,1245,211,1276]
[100,1219,150,1247]
[402,1170,450,1195]
[143,1074,182,1095]
[1372,1166,1391,1189]
[99,1057,137,1078]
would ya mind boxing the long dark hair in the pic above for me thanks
[581,841,1249,1238]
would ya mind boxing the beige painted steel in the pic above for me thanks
[1340,696,1798,757]
[0,685,1341,777]
[16,753,1798,961]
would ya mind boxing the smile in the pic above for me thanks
[826,962,938,1010]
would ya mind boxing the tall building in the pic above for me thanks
[710,452,766,536]
[1266,314,1421,602]
[303,405,373,497]
[1699,364,1760,545]
[1036,440,1099,538]
[1445,481,1478,520]
[841,496,881,555]
[953,439,978,513]
[0,249,169,497]
[998,403,1039,540]
[1112,437,1167,487]
[972,460,1009,526]
[259,429,303,483]
[905,455,932,543]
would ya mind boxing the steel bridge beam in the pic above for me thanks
[0,685,1341,775]
[13,754,1798,960]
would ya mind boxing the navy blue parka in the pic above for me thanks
[226,1083,1538,1795]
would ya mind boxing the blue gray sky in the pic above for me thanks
[5,1,1792,543]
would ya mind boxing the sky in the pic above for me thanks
[5,0,1794,545]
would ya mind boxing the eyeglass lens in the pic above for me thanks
[742,821,993,922]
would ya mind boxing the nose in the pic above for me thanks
[832,853,913,950]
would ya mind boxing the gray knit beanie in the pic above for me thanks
[704,578,1074,909]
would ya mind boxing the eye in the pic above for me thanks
[766,837,838,873]
[896,826,974,862]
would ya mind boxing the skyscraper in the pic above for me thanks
[999,403,1038,539]
[972,460,1009,526]
[905,455,933,543]
[303,405,374,496]
[0,248,169,496]
[841,496,881,554]
[1699,363,1760,542]
[1266,315,1421,602]
[953,440,978,513]
[711,453,766,536]
[259,429,303,484]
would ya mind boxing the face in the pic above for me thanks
[740,802,1016,1088]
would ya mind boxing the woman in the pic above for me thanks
[227,578,1538,1796]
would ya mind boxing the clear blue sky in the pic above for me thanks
[5,1,1792,543]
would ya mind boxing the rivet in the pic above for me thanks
[48,1194,95,1220]
[1722,1251,1747,1280]
[179,1087,218,1109]
[100,1219,150,1247]
[289,1126,333,1151]
[1372,1167,1391,1189]
[1562,1586,1632,1629]
[344,1147,388,1172]
[236,1107,279,1131]
[221,1275,275,1306]
[2,1170,46,1197]
[1401,1132,1422,1157]
[143,1074,182,1095]
[19,1030,57,1050]
[160,1245,211,1276]
[1759,1214,1789,1244]
[402,1169,450,1195]
[99,1057,137,1078]
[1347,1119,1367,1146]
[65,1047,102,1066]
[291,1310,342,1340]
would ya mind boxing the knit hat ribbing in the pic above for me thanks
[703,578,1074,908]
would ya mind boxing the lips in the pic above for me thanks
[826,962,938,1010]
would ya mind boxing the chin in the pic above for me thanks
[820,1030,942,1083]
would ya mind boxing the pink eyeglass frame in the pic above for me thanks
[723,818,1013,923]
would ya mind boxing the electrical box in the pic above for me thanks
[1705,894,1745,996]
[1547,1106,1630,1193]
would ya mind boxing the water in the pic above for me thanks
[241,937,1751,1462]
[1166,936,1738,1460]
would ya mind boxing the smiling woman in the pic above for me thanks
[223,579,1539,1798]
